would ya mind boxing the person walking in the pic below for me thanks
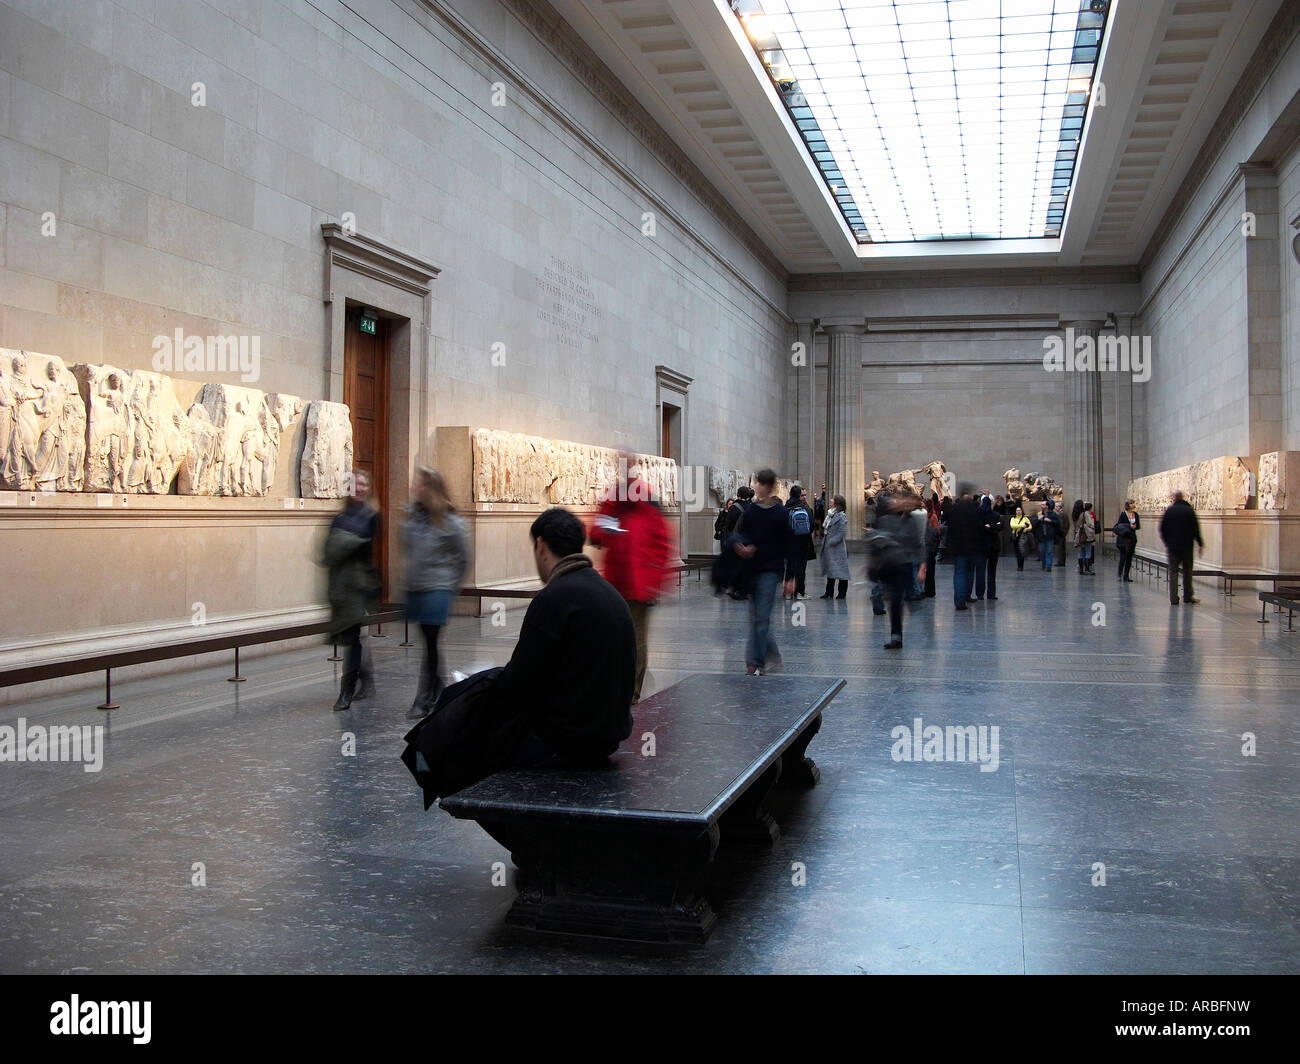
[1114,498,1140,581]
[323,470,381,712]
[785,485,816,599]
[1037,500,1062,570]
[819,493,850,599]
[1009,506,1031,571]
[1159,490,1203,605]
[405,468,471,719]
[588,456,674,705]
[732,468,798,675]
[1075,501,1097,574]
[870,490,926,649]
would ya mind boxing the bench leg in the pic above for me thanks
[779,713,823,787]
[227,645,247,683]
[97,668,119,712]
[476,817,720,943]
[720,760,782,845]
[1260,601,1269,624]
[327,641,342,663]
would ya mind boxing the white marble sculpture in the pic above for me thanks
[73,363,136,493]
[471,429,680,508]
[0,349,86,491]
[301,400,354,498]
[709,467,748,506]
[864,471,885,503]
[181,383,302,497]
[1126,456,1253,513]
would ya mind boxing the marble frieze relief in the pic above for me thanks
[0,348,349,498]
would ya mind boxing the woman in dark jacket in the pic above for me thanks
[1115,497,1140,581]
[323,471,381,711]
[975,495,1003,600]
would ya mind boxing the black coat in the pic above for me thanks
[400,667,523,808]
[494,563,635,763]
[1114,510,1140,551]
[946,498,984,555]
[1159,500,1203,552]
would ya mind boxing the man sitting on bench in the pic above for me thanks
[498,507,637,767]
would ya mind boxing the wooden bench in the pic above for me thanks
[1,606,406,709]
[440,672,844,943]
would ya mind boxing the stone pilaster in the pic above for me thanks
[821,321,866,537]
[1062,319,1105,535]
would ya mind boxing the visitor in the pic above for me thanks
[1009,506,1032,571]
[946,484,982,611]
[923,497,940,598]
[588,456,674,704]
[1159,491,1203,605]
[1037,500,1062,571]
[813,484,828,539]
[323,469,381,712]
[404,468,471,719]
[1114,498,1140,581]
[731,468,798,675]
[819,493,850,599]
[713,499,733,545]
[976,495,1003,600]
[1075,501,1097,574]
[871,490,926,649]
[498,507,636,765]
[785,485,816,599]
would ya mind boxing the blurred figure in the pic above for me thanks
[785,484,816,599]
[588,455,674,704]
[1115,497,1140,581]
[733,468,797,675]
[870,490,926,649]
[323,470,381,712]
[922,497,940,597]
[813,484,828,539]
[405,468,471,719]
[819,493,850,599]
[1159,490,1203,605]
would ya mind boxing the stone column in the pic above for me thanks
[786,319,818,489]
[821,321,866,538]
[1062,319,1105,564]
[1243,165,1282,456]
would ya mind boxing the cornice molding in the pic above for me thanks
[321,223,441,303]
[1140,0,1300,271]
[411,0,791,322]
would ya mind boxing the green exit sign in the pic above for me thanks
[359,314,377,335]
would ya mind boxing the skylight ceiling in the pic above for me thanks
[732,0,1111,243]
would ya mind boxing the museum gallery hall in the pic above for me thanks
[0,0,1298,979]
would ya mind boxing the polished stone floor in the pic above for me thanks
[2,558,1298,973]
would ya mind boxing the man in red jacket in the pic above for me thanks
[588,455,676,704]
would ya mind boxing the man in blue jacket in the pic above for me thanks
[732,469,799,674]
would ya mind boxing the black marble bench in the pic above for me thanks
[440,673,844,943]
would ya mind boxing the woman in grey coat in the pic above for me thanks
[405,467,471,718]
[819,494,851,599]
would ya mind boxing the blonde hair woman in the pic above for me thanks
[404,468,470,718]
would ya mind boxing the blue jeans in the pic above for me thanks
[871,578,885,612]
[1042,540,1055,569]
[746,570,782,668]
[953,554,976,606]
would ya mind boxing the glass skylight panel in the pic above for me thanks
[730,0,1110,242]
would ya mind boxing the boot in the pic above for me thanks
[333,671,357,712]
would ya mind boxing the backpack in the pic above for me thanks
[789,506,811,536]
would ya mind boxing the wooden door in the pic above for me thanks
[344,309,389,601]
